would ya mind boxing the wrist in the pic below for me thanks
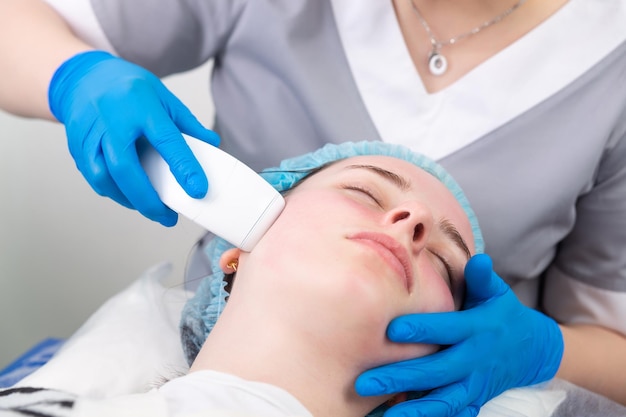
[47,50,117,122]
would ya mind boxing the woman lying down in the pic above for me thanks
[2,142,625,417]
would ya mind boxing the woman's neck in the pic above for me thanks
[393,0,569,93]
[190,299,389,417]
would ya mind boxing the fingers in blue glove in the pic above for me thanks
[99,86,209,222]
[384,253,511,346]
[356,253,564,417]
[147,81,220,199]
[463,253,509,308]
[355,343,479,396]
[101,132,179,226]
[49,50,220,226]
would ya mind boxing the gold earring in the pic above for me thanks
[227,260,238,272]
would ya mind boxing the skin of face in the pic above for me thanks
[219,155,475,371]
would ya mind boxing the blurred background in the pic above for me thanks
[0,62,215,368]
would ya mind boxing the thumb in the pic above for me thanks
[463,254,509,308]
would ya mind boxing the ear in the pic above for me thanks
[219,248,242,273]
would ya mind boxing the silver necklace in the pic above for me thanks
[409,0,527,76]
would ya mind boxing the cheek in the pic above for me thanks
[255,197,325,250]
[323,264,446,367]
[367,273,455,367]
[270,192,339,233]
[247,193,350,291]
[409,261,456,314]
[254,192,358,271]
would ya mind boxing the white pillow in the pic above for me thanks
[15,262,191,397]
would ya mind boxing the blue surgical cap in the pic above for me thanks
[180,141,484,364]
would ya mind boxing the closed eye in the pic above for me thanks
[341,184,383,207]
[428,249,454,289]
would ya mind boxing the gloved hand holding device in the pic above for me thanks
[48,50,220,226]
[356,253,564,417]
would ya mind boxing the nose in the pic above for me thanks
[383,201,434,249]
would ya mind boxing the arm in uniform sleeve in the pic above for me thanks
[544,109,626,404]
[0,0,94,118]
[47,0,247,77]
[41,0,116,53]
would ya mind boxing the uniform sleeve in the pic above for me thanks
[43,0,246,77]
[42,0,115,52]
[543,107,626,335]
[89,0,247,76]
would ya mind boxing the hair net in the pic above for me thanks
[180,140,484,365]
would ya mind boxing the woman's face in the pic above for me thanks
[223,155,475,366]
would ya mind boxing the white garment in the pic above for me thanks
[70,371,312,417]
[157,370,313,417]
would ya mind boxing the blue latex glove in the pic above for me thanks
[48,50,220,226]
[356,253,564,417]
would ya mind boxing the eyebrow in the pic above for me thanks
[345,164,412,191]
[345,164,472,259]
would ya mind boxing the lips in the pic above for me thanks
[348,232,413,292]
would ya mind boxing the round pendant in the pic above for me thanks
[428,53,448,76]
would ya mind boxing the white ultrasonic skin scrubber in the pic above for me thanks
[141,135,285,251]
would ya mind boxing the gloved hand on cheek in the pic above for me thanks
[356,253,564,417]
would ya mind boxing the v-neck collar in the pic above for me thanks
[330,0,626,160]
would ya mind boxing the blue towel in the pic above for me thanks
[0,338,65,387]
